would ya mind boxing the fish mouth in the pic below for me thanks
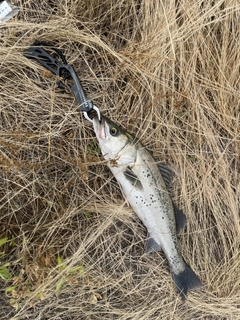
[93,115,107,140]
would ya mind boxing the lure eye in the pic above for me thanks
[110,127,118,136]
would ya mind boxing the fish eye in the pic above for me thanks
[110,127,118,136]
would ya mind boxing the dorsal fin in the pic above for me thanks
[156,162,186,232]
[173,204,187,233]
[156,162,175,190]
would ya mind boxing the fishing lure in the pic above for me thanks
[23,40,101,122]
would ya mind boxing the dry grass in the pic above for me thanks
[0,0,239,319]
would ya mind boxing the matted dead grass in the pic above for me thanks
[0,0,239,319]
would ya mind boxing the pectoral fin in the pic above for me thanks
[124,166,143,190]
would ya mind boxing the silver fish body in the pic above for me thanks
[93,115,202,299]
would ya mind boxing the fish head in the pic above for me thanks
[93,115,135,162]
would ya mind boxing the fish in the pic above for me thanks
[93,115,203,300]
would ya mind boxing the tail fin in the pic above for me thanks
[172,262,203,301]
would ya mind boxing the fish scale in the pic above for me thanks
[93,115,203,300]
